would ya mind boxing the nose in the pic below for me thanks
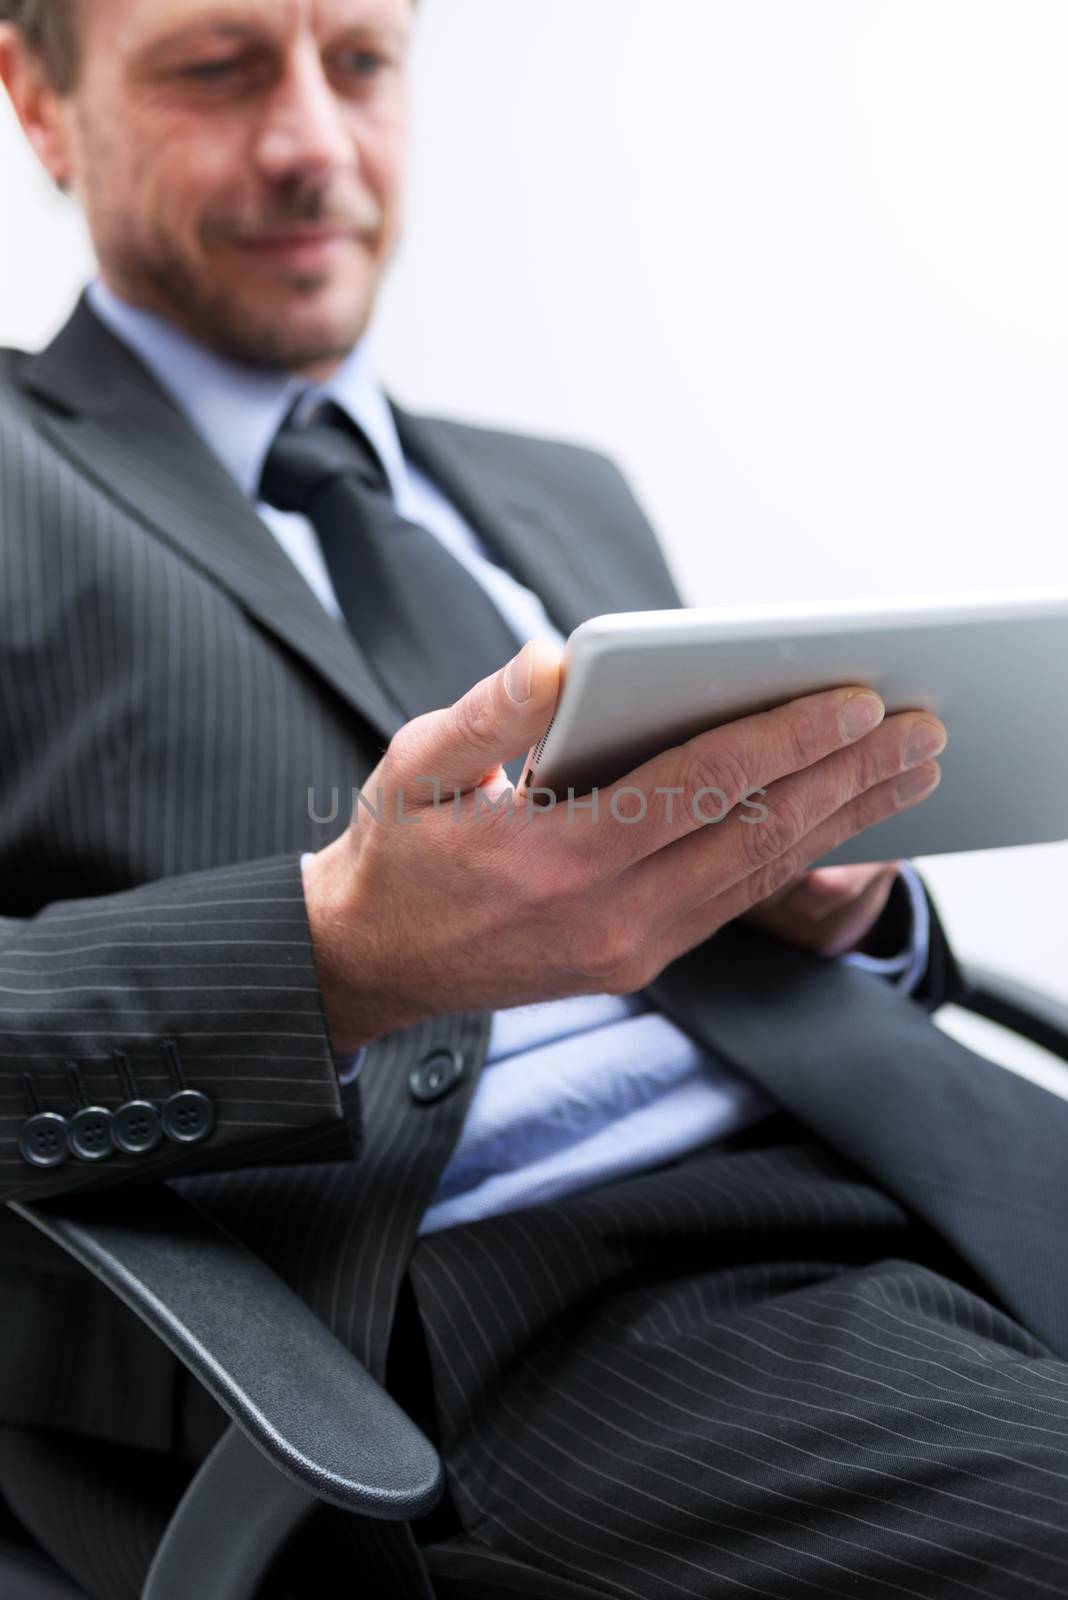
[254,39,353,181]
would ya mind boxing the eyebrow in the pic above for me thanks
[132,14,406,71]
[131,20,270,67]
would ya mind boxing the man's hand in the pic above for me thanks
[740,861,905,958]
[302,637,947,1054]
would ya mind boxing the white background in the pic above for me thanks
[3,0,1067,1027]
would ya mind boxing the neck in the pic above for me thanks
[292,352,347,383]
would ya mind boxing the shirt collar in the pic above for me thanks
[85,278,407,502]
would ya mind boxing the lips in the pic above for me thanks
[239,224,352,245]
[228,226,360,270]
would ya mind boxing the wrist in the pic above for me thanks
[301,837,402,1055]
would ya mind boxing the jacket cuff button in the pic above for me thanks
[18,1112,70,1169]
[161,1089,215,1144]
[111,1100,164,1155]
[67,1106,115,1162]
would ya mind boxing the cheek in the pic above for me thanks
[74,120,177,253]
[137,123,251,246]
[87,106,255,257]
[84,161,153,262]
[354,114,409,213]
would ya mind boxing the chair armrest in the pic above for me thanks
[8,1184,443,1522]
[955,963,1068,1065]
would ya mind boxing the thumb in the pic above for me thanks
[388,636,563,794]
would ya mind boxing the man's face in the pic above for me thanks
[54,0,412,373]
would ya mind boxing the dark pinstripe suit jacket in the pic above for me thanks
[0,293,966,1461]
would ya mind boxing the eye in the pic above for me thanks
[333,49,389,79]
[179,56,243,83]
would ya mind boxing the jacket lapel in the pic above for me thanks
[19,299,642,740]
[17,297,401,744]
[393,407,648,636]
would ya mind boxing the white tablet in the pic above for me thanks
[516,587,1068,867]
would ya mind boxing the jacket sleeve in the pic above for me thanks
[840,862,930,994]
[835,863,967,1015]
[902,869,969,1014]
[0,852,356,1203]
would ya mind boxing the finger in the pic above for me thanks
[786,861,900,922]
[747,863,888,922]
[750,870,810,913]
[810,865,900,958]
[664,760,941,961]
[755,863,899,955]
[384,636,563,796]
[627,711,944,922]
[567,685,892,871]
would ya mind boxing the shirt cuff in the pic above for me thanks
[300,850,368,1086]
[839,862,930,996]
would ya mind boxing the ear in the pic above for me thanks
[0,23,73,189]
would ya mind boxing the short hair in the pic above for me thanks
[1,0,419,95]
[0,0,77,91]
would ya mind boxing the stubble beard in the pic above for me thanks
[132,240,377,371]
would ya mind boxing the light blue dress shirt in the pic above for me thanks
[86,279,929,1236]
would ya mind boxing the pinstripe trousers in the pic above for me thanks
[6,1103,1068,1599]
[403,1110,1068,1600]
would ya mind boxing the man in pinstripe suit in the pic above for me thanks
[5,2,1068,1597]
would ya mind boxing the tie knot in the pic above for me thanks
[258,399,390,515]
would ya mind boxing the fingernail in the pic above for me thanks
[839,692,884,740]
[904,721,947,765]
[894,764,940,806]
[504,641,534,704]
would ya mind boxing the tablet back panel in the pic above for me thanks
[518,591,1068,867]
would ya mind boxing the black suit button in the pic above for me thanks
[409,1048,466,1105]
[161,1089,215,1144]
[67,1106,114,1162]
[111,1100,164,1155]
[19,1112,70,1169]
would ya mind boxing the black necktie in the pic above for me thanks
[259,400,526,767]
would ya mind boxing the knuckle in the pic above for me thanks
[859,770,910,824]
[748,847,807,907]
[654,747,698,816]
[686,736,752,813]
[602,957,651,996]
[453,679,498,750]
[848,731,898,798]
[586,942,628,987]
[778,705,822,773]
[742,788,806,866]
[583,922,641,986]
[384,717,425,768]
[832,761,926,851]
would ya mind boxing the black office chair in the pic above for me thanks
[3,962,1068,1600]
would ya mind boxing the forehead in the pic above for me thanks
[86,0,412,55]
